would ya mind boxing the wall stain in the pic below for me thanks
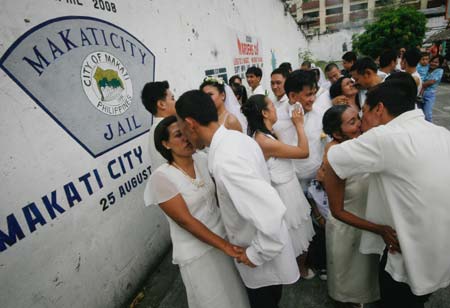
[75,254,81,272]
[192,28,199,39]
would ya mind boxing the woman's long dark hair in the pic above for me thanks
[231,82,248,105]
[154,115,178,163]
[322,104,350,139]
[241,94,276,138]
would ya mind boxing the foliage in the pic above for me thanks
[298,49,327,70]
[298,49,315,63]
[352,7,426,59]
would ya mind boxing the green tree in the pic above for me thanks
[352,7,426,59]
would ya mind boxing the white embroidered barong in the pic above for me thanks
[208,126,300,289]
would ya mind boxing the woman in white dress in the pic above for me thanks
[144,116,250,308]
[200,76,243,132]
[241,94,316,279]
[321,105,380,307]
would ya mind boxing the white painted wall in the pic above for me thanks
[307,27,365,62]
[0,1,307,307]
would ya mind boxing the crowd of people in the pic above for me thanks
[141,48,450,308]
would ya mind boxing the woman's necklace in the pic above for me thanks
[172,162,205,188]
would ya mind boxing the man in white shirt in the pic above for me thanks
[315,63,344,114]
[270,68,289,108]
[350,57,382,109]
[141,81,176,171]
[246,66,266,97]
[377,49,397,81]
[324,78,450,307]
[341,51,357,77]
[401,48,423,95]
[324,63,342,85]
[274,70,324,189]
[175,90,299,308]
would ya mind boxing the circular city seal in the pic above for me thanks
[81,51,133,116]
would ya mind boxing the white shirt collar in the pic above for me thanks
[208,125,227,173]
[276,94,288,104]
[385,109,424,128]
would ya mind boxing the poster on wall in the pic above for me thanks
[231,32,263,80]
[204,67,228,83]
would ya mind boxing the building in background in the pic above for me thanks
[282,0,446,36]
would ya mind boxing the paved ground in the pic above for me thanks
[431,83,450,130]
[128,84,450,308]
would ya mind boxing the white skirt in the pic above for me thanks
[179,247,250,308]
[274,177,315,257]
[288,218,315,257]
[326,216,380,303]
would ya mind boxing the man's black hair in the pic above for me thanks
[141,81,169,115]
[379,49,397,68]
[342,51,357,63]
[271,68,289,78]
[385,71,418,97]
[246,66,263,78]
[350,57,378,75]
[325,62,339,73]
[301,61,312,69]
[284,69,316,96]
[279,62,292,72]
[175,90,218,126]
[365,78,416,117]
[402,48,422,67]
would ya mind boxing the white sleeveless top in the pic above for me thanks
[263,133,297,185]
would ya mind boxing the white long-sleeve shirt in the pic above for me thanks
[208,126,299,288]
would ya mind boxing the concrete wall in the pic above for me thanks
[0,1,307,307]
[307,27,365,62]
[425,16,448,38]
[307,15,447,62]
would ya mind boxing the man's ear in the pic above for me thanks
[287,91,298,103]
[156,99,166,111]
[184,117,197,130]
[375,102,385,115]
